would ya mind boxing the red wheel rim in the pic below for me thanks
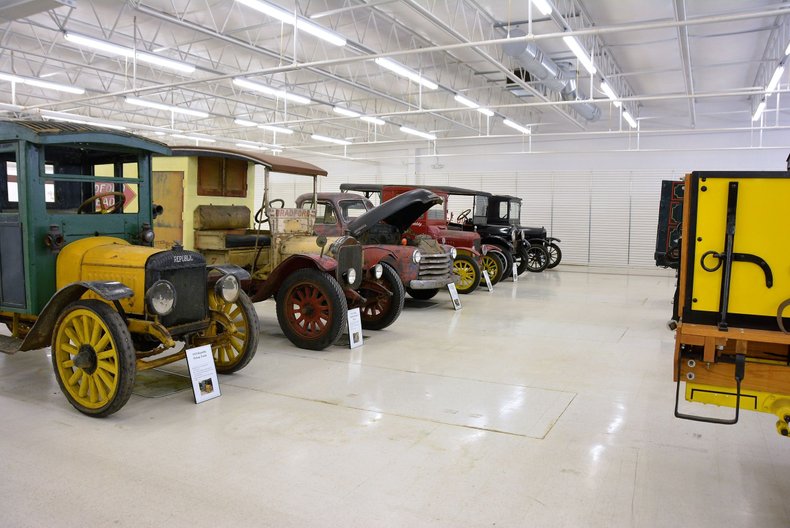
[360,288,392,321]
[284,282,333,339]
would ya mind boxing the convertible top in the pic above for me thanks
[169,146,328,176]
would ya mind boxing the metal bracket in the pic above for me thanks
[674,353,746,425]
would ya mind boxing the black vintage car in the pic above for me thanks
[487,195,561,271]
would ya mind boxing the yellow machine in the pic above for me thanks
[673,171,790,436]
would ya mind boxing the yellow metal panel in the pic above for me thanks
[691,177,790,318]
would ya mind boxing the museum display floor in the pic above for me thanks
[2,269,788,527]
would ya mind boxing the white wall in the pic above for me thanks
[266,128,790,269]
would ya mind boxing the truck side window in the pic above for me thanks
[1,157,19,212]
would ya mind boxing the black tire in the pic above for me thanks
[515,246,529,276]
[480,252,504,285]
[51,300,136,417]
[494,249,515,279]
[276,268,347,350]
[360,263,404,330]
[453,254,481,294]
[406,287,439,300]
[546,243,562,269]
[200,290,259,374]
[524,245,550,272]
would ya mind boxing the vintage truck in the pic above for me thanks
[340,183,508,294]
[152,147,395,348]
[485,194,559,271]
[0,121,257,417]
[295,189,458,304]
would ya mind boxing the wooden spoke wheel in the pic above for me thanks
[453,254,481,294]
[481,253,504,285]
[51,300,135,417]
[360,263,404,330]
[276,268,348,350]
[200,290,259,374]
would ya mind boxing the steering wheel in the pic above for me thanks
[456,208,472,222]
[268,198,285,208]
[77,191,126,214]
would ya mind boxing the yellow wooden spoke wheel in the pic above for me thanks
[199,290,259,374]
[481,254,502,285]
[51,300,135,417]
[453,254,481,294]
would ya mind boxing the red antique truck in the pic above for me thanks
[296,188,458,303]
[340,184,508,294]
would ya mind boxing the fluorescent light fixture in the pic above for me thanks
[767,65,785,94]
[530,0,552,16]
[236,0,345,46]
[333,106,361,118]
[361,115,386,125]
[171,134,216,143]
[295,19,346,46]
[125,97,209,118]
[136,52,195,74]
[786,42,790,56]
[600,81,622,108]
[259,124,294,134]
[64,32,195,73]
[454,94,479,109]
[236,142,268,151]
[233,77,312,104]
[503,119,530,135]
[477,108,495,117]
[0,72,84,94]
[562,35,596,75]
[374,58,438,90]
[622,110,637,128]
[400,126,437,140]
[752,99,767,121]
[64,32,133,57]
[311,134,351,146]
[234,118,258,127]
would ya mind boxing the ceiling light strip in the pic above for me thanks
[600,82,622,108]
[360,115,386,126]
[236,0,346,46]
[259,124,294,134]
[530,0,552,16]
[333,106,361,118]
[374,58,438,90]
[752,99,767,121]
[400,126,437,140]
[0,72,84,94]
[125,97,209,118]
[562,35,596,75]
[622,111,637,128]
[311,134,351,145]
[502,119,530,135]
[64,32,195,74]
[233,78,312,104]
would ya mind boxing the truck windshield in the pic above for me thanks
[338,199,369,221]
[473,195,488,224]
[508,200,521,225]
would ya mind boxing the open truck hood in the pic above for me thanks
[347,188,442,237]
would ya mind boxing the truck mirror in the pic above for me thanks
[152,204,164,219]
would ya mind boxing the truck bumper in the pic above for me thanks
[409,276,457,289]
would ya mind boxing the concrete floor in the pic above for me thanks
[1,269,789,527]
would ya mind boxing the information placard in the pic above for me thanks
[512,263,519,282]
[482,270,493,292]
[347,307,364,349]
[185,344,221,404]
[447,283,462,310]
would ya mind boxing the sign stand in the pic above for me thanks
[447,283,462,310]
[347,307,364,349]
[512,263,519,282]
[482,270,493,292]
[185,344,221,404]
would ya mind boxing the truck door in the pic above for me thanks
[0,144,26,309]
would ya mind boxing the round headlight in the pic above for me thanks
[412,250,422,264]
[142,228,155,244]
[373,264,383,279]
[215,274,240,303]
[511,230,517,243]
[146,280,176,316]
[449,247,457,259]
[346,268,357,285]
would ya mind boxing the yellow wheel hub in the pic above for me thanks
[53,308,120,410]
[482,255,499,280]
[205,292,250,369]
[454,260,476,290]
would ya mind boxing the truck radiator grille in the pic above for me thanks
[418,253,453,280]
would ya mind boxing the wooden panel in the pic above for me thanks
[224,158,247,197]
[680,360,790,395]
[152,171,184,249]
[197,157,223,196]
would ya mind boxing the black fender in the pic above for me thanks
[207,264,251,284]
[528,238,548,247]
[20,281,133,352]
[546,237,561,243]
[480,236,515,254]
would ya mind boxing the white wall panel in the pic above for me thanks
[590,171,630,266]
[552,173,591,265]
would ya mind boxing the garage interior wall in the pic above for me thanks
[261,129,788,270]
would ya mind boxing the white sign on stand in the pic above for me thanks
[447,283,462,310]
[185,344,221,404]
[512,263,519,282]
[482,270,493,292]
[347,307,363,349]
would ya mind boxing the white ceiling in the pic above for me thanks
[0,0,788,155]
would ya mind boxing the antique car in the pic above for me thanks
[152,147,385,350]
[341,183,508,294]
[0,121,257,417]
[295,189,458,304]
[486,194,559,272]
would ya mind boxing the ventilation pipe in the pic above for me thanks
[502,29,601,121]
